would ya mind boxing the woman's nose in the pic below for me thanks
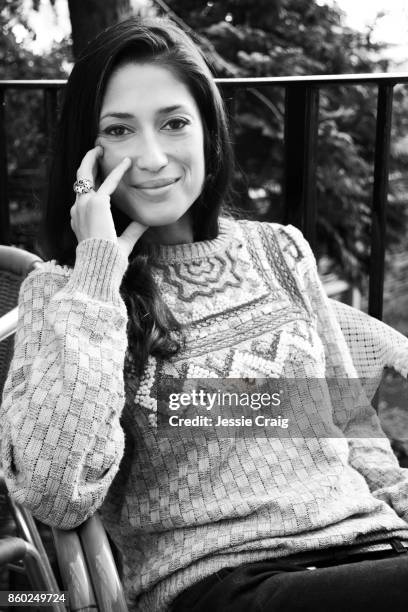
[134,131,168,172]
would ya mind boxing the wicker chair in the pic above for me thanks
[1,246,408,611]
[331,299,408,402]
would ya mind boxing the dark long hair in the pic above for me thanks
[41,16,234,375]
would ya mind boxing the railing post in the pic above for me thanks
[368,84,394,320]
[283,85,320,250]
[219,83,238,132]
[0,89,10,245]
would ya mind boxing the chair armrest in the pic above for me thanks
[78,515,129,612]
[52,515,128,612]
[0,470,64,607]
[0,533,67,612]
[0,536,29,565]
[0,252,42,342]
[0,307,18,343]
[52,527,97,612]
[0,246,42,276]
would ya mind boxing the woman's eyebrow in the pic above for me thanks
[100,105,192,121]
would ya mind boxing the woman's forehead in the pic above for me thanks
[100,62,199,118]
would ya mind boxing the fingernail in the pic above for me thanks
[123,157,131,164]
[96,145,104,156]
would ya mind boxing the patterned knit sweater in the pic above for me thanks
[2,218,408,612]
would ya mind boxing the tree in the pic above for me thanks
[67,0,132,58]
[0,0,72,248]
[5,0,133,59]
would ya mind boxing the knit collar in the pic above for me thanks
[137,217,235,263]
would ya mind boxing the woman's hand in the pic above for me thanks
[70,146,147,258]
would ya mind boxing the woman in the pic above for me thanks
[2,16,408,612]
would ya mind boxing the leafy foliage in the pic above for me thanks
[0,0,70,248]
[1,1,70,165]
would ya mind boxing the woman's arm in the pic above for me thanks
[275,223,408,523]
[0,238,129,529]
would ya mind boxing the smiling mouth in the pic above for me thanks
[133,177,181,189]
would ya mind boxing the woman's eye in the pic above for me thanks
[103,125,130,137]
[163,118,189,131]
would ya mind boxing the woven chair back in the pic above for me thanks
[0,247,42,395]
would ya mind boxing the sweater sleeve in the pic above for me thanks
[276,224,408,523]
[0,238,129,529]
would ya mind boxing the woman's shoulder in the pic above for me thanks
[226,217,315,266]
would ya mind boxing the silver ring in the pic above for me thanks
[73,178,94,194]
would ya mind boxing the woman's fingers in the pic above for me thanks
[75,147,130,199]
[98,157,132,197]
[70,203,78,234]
[72,148,147,256]
[71,148,118,243]
[76,146,103,185]
[117,221,148,256]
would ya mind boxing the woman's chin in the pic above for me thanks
[135,213,183,228]
[128,205,192,229]
[114,206,175,228]
[113,196,195,240]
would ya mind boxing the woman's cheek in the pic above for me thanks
[95,138,128,178]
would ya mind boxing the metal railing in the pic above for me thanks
[1,74,408,319]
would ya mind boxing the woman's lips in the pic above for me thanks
[133,177,181,189]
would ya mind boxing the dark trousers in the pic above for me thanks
[171,548,408,611]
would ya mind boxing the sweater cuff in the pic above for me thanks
[67,239,129,302]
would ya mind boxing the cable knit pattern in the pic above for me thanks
[2,220,408,612]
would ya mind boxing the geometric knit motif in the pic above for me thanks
[128,220,324,427]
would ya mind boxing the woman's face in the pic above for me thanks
[97,62,205,236]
